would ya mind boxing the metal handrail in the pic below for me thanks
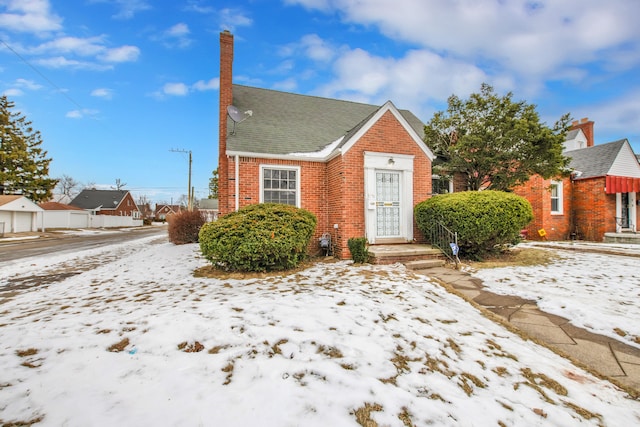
[428,221,460,268]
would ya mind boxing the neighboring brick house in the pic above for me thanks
[514,118,640,241]
[154,204,183,221]
[70,189,141,218]
[217,31,434,258]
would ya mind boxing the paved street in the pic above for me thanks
[0,226,167,262]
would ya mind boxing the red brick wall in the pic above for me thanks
[326,155,346,258]
[336,110,431,258]
[514,175,573,241]
[229,156,329,255]
[572,177,615,241]
[100,192,140,217]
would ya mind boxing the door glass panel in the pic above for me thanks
[621,193,630,228]
[376,172,400,237]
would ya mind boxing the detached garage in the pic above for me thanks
[0,195,43,235]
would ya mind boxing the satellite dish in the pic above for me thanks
[227,105,253,135]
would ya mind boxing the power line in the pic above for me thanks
[0,38,87,112]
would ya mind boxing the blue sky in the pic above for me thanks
[1,0,639,205]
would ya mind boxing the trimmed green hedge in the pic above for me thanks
[347,237,369,263]
[414,190,533,259]
[198,203,317,272]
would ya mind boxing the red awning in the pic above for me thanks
[605,175,640,194]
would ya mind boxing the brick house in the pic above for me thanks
[514,118,640,241]
[70,189,141,218]
[155,204,184,221]
[217,31,434,258]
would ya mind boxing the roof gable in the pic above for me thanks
[0,195,43,212]
[70,190,130,210]
[335,101,434,161]
[563,129,588,152]
[569,139,640,179]
[226,85,427,160]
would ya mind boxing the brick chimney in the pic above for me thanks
[218,30,234,214]
[570,117,594,147]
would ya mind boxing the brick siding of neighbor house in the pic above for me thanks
[452,172,468,193]
[571,177,616,241]
[99,192,140,217]
[513,175,573,241]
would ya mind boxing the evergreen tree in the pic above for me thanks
[208,168,218,199]
[424,84,572,191]
[0,96,57,201]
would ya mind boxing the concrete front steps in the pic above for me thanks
[368,244,447,269]
[604,232,640,244]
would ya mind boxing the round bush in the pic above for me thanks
[414,190,533,259]
[199,203,317,272]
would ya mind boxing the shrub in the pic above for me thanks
[198,203,317,272]
[414,190,533,259]
[167,210,206,245]
[347,237,369,263]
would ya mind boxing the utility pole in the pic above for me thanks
[170,148,193,211]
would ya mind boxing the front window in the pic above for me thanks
[550,181,563,214]
[261,166,300,207]
[432,175,452,195]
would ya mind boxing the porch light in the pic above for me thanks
[388,157,395,165]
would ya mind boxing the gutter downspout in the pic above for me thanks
[235,154,240,211]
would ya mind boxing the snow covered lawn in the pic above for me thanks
[1,237,639,426]
[471,243,640,349]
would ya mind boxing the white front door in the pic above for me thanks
[364,152,414,244]
[376,171,401,238]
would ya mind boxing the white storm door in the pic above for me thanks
[376,171,401,238]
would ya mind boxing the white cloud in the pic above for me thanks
[155,23,192,49]
[91,88,113,99]
[35,56,113,71]
[316,45,488,114]
[578,89,640,140]
[3,88,23,96]
[66,108,99,119]
[163,82,189,96]
[219,8,252,31]
[192,78,219,91]
[286,0,640,89]
[0,0,62,34]
[99,45,140,62]
[184,0,214,14]
[300,34,334,62]
[31,36,107,57]
[167,22,189,37]
[14,78,42,90]
[105,0,151,20]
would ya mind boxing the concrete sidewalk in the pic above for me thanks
[419,266,640,396]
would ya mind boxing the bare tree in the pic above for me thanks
[136,194,154,220]
[55,174,80,202]
[113,178,127,190]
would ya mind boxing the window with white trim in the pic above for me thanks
[550,181,563,214]
[432,175,453,194]
[260,165,300,207]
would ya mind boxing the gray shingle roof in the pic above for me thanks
[568,139,626,178]
[70,189,128,210]
[227,85,425,156]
